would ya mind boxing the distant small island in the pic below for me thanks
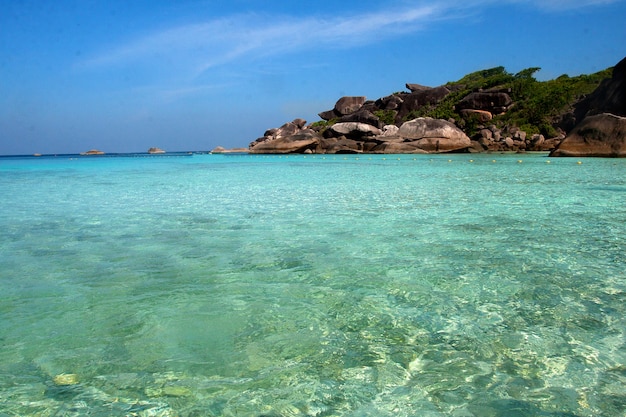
[219,56,625,157]
[80,149,105,155]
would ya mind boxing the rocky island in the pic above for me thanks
[80,149,105,155]
[242,56,626,157]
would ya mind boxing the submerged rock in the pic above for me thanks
[53,373,79,386]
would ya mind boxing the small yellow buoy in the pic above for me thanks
[577,161,583,164]
[517,160,523,163]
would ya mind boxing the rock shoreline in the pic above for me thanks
[230,56,626,157]
[247,92,550,155]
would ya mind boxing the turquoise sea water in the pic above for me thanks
[0,152,625,416]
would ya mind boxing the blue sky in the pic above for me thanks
[1,0,625,155]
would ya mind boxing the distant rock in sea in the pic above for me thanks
[81,149,105,155]
[211,146,249,154]
[148,147,166,154]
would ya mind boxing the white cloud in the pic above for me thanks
[505,0,622,10]
[78,5,444,78]
[78,0,624,75]
[75,0,622,98]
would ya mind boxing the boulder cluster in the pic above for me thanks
[248,86,518,154]
[248,114,472,154]
[246,56,626,156]
[471,126,560,153]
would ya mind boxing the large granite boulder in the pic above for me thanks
[416,85,451,105]
[375,94,404,110]
[320,137,362,153]
[372,141,429,153]
[397,118,471,152]
[385,117,471,153]
[338,109,383,128]
[396,86,451,121]
[456,91,512,114]
[573,56,626,122]
[459,109,493,122]
[405,83,431,93]
[272,121,301,138]
[318,109,339,121]
[292,118,307,128]
[249,118,315,152]
[249,131,320,154]
[381,125,400,136]
[549,113,626,157]
[329,122,382,138]
[334,96,367,115]
[318,96,367,120]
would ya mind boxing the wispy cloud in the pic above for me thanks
[79,0,622,76]
[75,0,622,99]
[511,0,621,10]
[78,4,444,79]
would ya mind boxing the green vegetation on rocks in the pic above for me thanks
[406,65,612,137]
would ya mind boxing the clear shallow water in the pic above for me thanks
[0,153,624,416]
